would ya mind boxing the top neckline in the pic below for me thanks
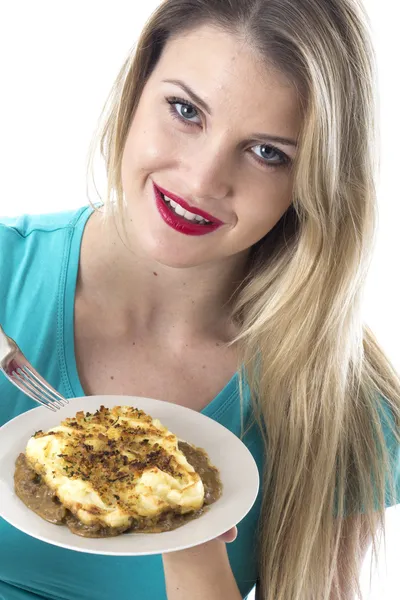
[59,206,240,420]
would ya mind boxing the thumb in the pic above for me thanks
[217,526,238,543]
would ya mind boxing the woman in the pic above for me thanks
[1,0,399,598]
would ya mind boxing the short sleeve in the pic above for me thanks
[379,399,400,508]
[334,397,400,517]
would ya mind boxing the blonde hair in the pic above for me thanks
[86,1,400,598]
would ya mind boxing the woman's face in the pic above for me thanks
[121,25,301,268]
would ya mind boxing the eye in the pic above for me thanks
[165,96,292,169]
[251,144,292,168]
[166,96,202,126]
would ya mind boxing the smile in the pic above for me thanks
[163,196,211,225]
[153,183,223,236]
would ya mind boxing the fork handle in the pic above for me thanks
[0,323,18,364]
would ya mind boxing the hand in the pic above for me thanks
[163,526,242,600]
[217,525,237,543]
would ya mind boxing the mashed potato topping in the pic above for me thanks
[25,405,205,530]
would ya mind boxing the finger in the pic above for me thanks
[217,526,238,543]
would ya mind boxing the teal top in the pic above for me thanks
[1,207,399,599]
[0,207,264,600]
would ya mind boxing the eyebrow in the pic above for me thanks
[162,78,298,149]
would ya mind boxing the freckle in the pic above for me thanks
[202,365,206,369]
[110,376,114,380]
[132,342,136,345]
[153,271,158,276]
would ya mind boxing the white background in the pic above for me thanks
[0,1,398,598]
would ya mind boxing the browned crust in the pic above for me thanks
[31,406,188,506]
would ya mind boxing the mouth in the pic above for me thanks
[152,182,224,236]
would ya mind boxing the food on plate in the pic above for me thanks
[14,405,222,537]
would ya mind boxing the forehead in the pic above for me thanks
[151,24,301,139]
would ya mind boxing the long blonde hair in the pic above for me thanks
[86,1,400,598]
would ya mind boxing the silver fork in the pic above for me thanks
[0,324,68,412]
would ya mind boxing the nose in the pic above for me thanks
[183,138,234,202]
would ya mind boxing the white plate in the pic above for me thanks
[0,395,259,556]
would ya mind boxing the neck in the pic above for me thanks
[78,210,249,342]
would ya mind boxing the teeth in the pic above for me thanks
[168,197,178,209]
[174,203,186,217]
[181,210,196,221]
[162,193,211,225]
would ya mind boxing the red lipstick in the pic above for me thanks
[153,182,223,236]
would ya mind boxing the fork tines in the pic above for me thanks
[12,366,68,412]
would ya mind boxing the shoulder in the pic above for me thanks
[0,205,93,319]
[0,205,92,240]
[0,205,93,274]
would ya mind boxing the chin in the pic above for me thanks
[125,210,222,268]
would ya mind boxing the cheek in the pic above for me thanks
[123,111,179,177]
[236,183,292,241]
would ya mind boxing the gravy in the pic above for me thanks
[14,441,222,538]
